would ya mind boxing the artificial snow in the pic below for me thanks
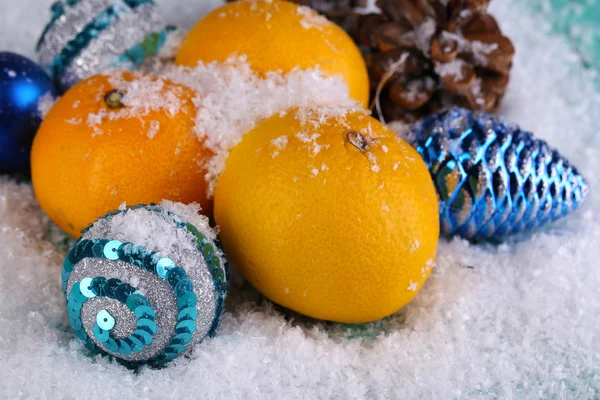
[37,91,56,118]
[162,57,359,193]
[296,5,330,30]
[0,0,599,399]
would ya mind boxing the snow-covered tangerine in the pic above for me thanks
[31,72,213,238]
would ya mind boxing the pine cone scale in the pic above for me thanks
[365,0,513,121]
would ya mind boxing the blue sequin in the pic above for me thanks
[156,257,175,278]
[177,292,197,309]
[93,324,109,342]
[96,309,115,330]
[177,307,198,322]
[172,333,192,345]
[103,337,119,352]
[128,336,145,353]
[113,282,136,303]
[175,320,196,334]
[68,303,83,315]
[174,279,194,297]
[74,328,87,341]
[92,240,107,258]
[79,277,96,298]
[68,293,86,306]
[106,278,122,298]
[126,293,147,311]
[165,344,185,354]
[91,277,107,296]
[118,339,132,356]
[104,240,122,260]
[132,329,153,345]
[134,305,155,319]
[137,318,157,334]
[69,316,82,331]
[167,267,186,287]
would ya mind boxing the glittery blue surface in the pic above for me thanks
[62,204,229,368]
[406,108,589,241]
[0,52,57,171]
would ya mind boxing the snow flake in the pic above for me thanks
[381,201,390,211]
[410,240,421,254]
[366,152,380,172]
[297,5,330,30]
[147,120,160,139]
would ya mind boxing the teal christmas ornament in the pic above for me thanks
[37,0,178,93]
[0,52,57,172]
[401,108,588,241]
[62,202,229,368]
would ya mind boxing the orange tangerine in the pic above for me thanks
[31,72,211,238]
[214,109,439,323]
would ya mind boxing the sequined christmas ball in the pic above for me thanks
[401,108,588,240]
[37,0,177,92]
[0,52,57,172]
[61,202,229,367]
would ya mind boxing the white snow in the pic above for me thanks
[85,200,218,257]
[435,58,466,79]
[37,91,56,118]
[0,0,599,399]
[163,56,359,194]
[147,120,160,139]
[296,5,330,30]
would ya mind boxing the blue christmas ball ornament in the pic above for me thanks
[0,52,57,172]
[62,202,229,368]
[37,0,178,92]
[402,108,588,241]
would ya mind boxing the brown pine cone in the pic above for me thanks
[356,0,514,121]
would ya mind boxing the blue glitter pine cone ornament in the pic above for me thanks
[402,108,588,240]
[62,202,229,368]
[37,0,178,92]
[0,52,57,172]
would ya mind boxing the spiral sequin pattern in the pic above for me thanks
[62,205,229,367]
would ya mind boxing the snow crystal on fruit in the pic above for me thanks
[381,201,390,211]
[271,136,288,150]
[147,120,160,139]
[407,281,418,291]
[37,92,56,118]
[297,5,329,30]
[162,56,360,195]
[366,152,380,173]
